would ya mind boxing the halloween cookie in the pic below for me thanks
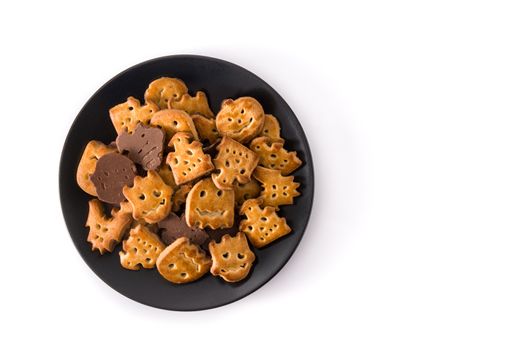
[211,137,258,190]
[192,115,220,144]
[259,114,283,142]
[109,97,159,134]
[150,109,199,142]
[215,97,265,143]
[158,213,209,246]
[250,136,302,175]
[145,77,188,109]
[239,198,291,248]
[253,166,300,207]
[185,177,234,229]
[156,237,211,284]
[119,224,165,270]
[123,170,173,224]
[86,199,133,254]
[233,178,261,207]
[91,153,137,204]
[209,232,255,282]
[116,123,165,171]
[171,183,192,213]
[168,91,214,118]
[76,141,116,196]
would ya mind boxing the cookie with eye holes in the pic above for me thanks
[185,177,234,229]
[144,77,188,109]
[150,109,199,142]
[209,232,255,282]
[86,199,133,254]
[116,123,165,171]
[156,237,211,284]
[250,136,302,175]
[76,140,116,196]
[233,178,261,207]
[239,198,291,248]
[253,166,300,207]
[119,224,165,270]
[109,97,159,134]
[211,137,259,190]
[123,170,173,224]
[259,114,283,142]
[166,132,214,185]
[215,97,265,143]
[192,114,220,144]
[168,91,214,118]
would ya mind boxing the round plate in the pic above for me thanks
[59,55,314,311]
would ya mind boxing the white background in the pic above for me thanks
[1,1,524,349]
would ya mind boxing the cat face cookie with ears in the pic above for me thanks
[145,77,188,109]
[123,170,173,224]
[253,166,300,207]
[110,97,159,134]
[119,224,165,270]
[239,198,291,248]
[215,97,265,143]
[185,177,234,229]
[76,141,116,196]
[168,91,214,118]
[156,237,211,284]
[250,136,302,175]
[86,199,133,254]
[259,114,283,142]
[150,109,199,142]
[211,137,258,190]
[116,123,165,171]
[209,232,255,282]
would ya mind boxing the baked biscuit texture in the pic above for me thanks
[253,166,300,207]
[209,232,255,282]
[215,97,265,143]
[150,109,199,141]
[119,224,165,270]
[145,77,188,109]
[110,97,159,134]
[169,91,214,118]
[250,136,302,175]
[211,137,258,190]
[76,141,116,196]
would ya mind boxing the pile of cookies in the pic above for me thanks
[76,77,302,284]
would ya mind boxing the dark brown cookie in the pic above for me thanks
[158,213,209,246]
[91,153,137,204]
[116,123,165,170]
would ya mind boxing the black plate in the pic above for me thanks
[59,55,314,311]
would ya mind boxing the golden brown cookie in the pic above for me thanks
[239,198,291,248]
[86,199,133,254]
[215,97,265,143]
[123,170,173,224]
[145,77,188,109]
[185,177,234,229]
[211,137,259,190]
[250,136,302,175]
[253,166,300,207]
[109,97,159,134]
[233,178,261,207]
[192,115,219,144]
[166,132,214,185]
[156,237,211,284]
[172,183,192,213]
[209,232,255,282]
[168,91,214,118]
[150,109,199,142]
[119,224,165,270]
[157,162,176,188]
[259,114,283,142]
[76,141,116,196]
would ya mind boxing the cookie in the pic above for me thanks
[171,183,192,213]
[76,141,116,196]
[109,97,159,134]
[259,114,283,142]
[145,77,188,109]
[185,177,234,229]
[157,162,176,188]
[211,137,259,190]
[209,232,255,282]
[239,198,291,248]
[168,91,214,118]
[192,115,219,144]
[204,216,241,249]
[116,123,165,171]
[158,213,209,246]
[150,109,199,142]
[233,178,261,207]
[91,153,137,204]
[253,166,300,207]
[122,170,173,224]
[119,224,165,270]
[86,199,133,254]
[250,136,302,175]
[156,237,211,284]
[215,97,265,143]
[166,132,214,185]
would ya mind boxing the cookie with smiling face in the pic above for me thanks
[215,97,265,144]
[209,232,255,282]
[144,77,188,110]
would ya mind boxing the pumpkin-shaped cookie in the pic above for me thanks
[209,232,255,282]
[215,97,265,143]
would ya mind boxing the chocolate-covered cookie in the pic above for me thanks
[91,153,137,204]
[116,123,164,170]
[158,213,209,246]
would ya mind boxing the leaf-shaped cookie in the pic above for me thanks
[168,91,214,118]
[253,166,300,207]
[109,97,159,134]
[250,136,302,175]
[119,224,165,270]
